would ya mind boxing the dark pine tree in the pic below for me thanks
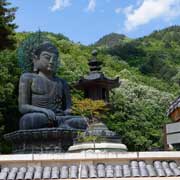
[0,0,17,50]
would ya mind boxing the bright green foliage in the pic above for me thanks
[105,26,180,82]
[76,131,103,143]
[140,54,177,81]
[72,97,107,124]
[104,80,174,151]
[56,40,90,82]
[0,50,21,152]
[0,0,17,50]
[108,40,146,66]
[171,70,180,86]
[1,27,180,152]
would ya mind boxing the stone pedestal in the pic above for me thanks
[68,122,127,152]
[68,142,127,152]
[4,128,81,153]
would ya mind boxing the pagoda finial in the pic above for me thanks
[92,49,98,57]
[88,49,102,72]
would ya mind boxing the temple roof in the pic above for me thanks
[167,96,180,116]
[0,160,180,179]
[0,152,180,179]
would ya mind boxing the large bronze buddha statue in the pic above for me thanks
[18,42,87,130]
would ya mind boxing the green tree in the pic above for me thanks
[0,0,17,50]
[0,50,21,153]
[104,80,174,151]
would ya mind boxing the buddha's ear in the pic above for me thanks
[32,54,39,72]
[32,54,38,62]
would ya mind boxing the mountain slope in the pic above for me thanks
[95,26,180,82]
[95,33,131,48]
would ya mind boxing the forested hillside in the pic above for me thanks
[104,26,180,83]
[1,26,180,152]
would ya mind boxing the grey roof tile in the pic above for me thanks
[0,160,180,179]
[69,165,78,179]
[131,161,140,177]
[24,171,34,180]
[88,165,97,178]
[146,164,157,177]
[42,167,51,179]
[0,171,8,180]
[33,167,42,180]
[114,165,123,178]
[106,165,114,178]
[97,163,105,178]
[7,168,18,180]
[60,165,69,179]
[16,167,26,180]
[80,165,88,179]
[51,166,59,179]
[138,161,148,177]
[122,164,131,177]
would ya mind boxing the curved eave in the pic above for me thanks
[75,77,120,90]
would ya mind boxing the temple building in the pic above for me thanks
[165,96,180,150]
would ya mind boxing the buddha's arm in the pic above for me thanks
[18,73,56,120]
[61,79,72,114]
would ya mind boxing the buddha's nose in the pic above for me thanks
[49,57,53,64]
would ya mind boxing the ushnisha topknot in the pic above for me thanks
[34,42,59,58]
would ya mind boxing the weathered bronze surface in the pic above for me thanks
[18,42,87,130]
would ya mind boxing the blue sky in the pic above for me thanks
[10,0,180,45]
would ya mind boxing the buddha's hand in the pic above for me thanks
[42,108,56,121]
[64,108,72,115]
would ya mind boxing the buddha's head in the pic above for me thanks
[33,42,59,75]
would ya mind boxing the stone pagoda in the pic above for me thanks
[75,50,119,102]
[69,50,127,152]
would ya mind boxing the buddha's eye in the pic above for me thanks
[43,55,51,60]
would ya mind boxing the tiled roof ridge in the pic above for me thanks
[0,160,180,179]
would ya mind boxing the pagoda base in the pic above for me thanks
[68,142,127,152]
[68,122,127,152]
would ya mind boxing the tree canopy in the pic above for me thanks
[0,0,17,50]
[1,25,180,152]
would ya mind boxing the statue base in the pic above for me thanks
[4,128,82,153]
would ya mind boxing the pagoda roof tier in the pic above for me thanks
[75,72,120,90]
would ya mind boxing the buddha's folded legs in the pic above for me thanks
[19,113,88,130]
[56,116,88,130]
[19,113,52,130]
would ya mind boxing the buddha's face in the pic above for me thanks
[34,51,57,74]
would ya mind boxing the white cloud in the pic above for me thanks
[115,7,121,14]
[123,5,133,15]
[51,0,71,12]
[86,0,96,12]
[124,0,180,32]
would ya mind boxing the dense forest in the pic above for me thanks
[0,0,180,152]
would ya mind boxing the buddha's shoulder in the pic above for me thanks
[20,73,37,80]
